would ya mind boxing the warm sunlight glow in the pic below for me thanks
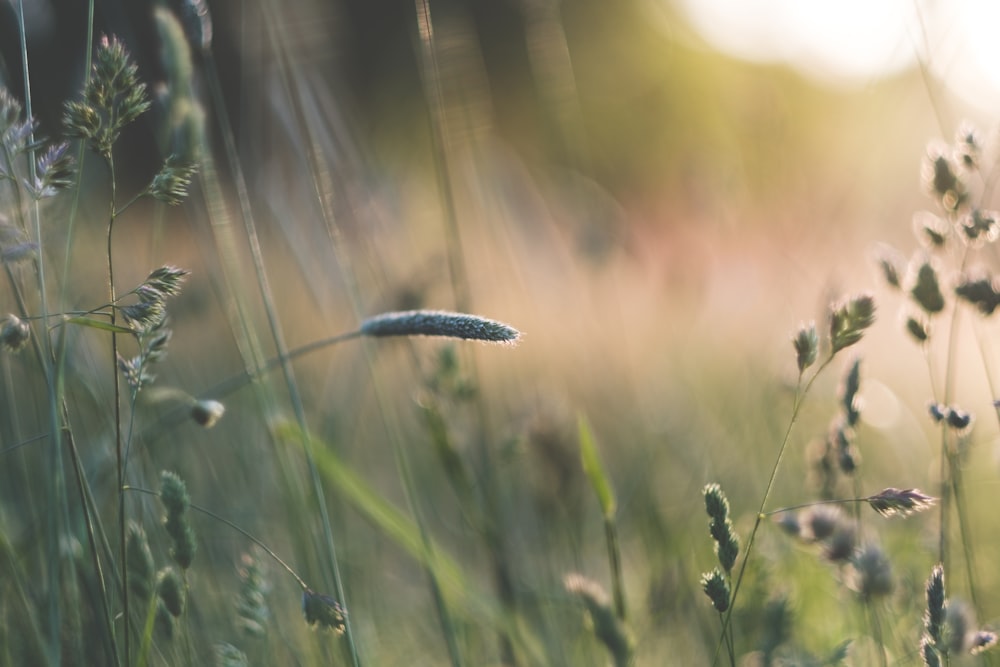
[676,0,1000,110]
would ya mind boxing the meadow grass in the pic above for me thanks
[5,2,1000,667]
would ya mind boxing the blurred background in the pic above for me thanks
[2,0,1000,664]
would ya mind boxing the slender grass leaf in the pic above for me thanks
[276,422,547,664]
[66,316,133,334]
[578,413,616,519]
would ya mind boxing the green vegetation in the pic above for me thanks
[2,2,1000,666]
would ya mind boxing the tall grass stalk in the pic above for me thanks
[14,4,68,664]
[412,1,519,661]
[713,354,833,665]
[153,8,363,660]
[256,0,489,660]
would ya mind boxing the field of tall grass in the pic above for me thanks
[3,1,1000,665]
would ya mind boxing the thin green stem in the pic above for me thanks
[200,31,360,662]
[713,355,833,666]
[604,518,626,620]
[106,153,129,665]
[867,600,888,667]
[113,190,147,218]
[15,4,67,664]
[411,1,515,661]
[124,486,308,591]
[760,497,866,517]
[9,330,366,457]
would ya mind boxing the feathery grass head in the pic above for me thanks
[143,265,190,298]
[155,599,175,639]
[179,0,214,54]
[157,567,185,617]
[126,521,155,603]
[699,568,730,613]
[0,88,34,158]
[923,145,968,213]
[0,314,30,352]
[875,243,903,289]
[959,209,998,245]
[302,589,347,634]
[947,407,973,431]
[799,504,843,542]
[829,294,876,354]
[911,260,946,315]
[148,154,198,205]
[921,637,942,667]
[63,35,151,158]
[27,142,75,199]
[822,519,858,563]
[970,631,999,655]
[214,643,248,667]
[840,358,862,427]
[830,422,859,475]
[360,309,521,345]
[906,315,930,343]
[867,487,936,518]
[793,323,818,373]
[955,122,981,170]
[0,87,23,135]
[160,471,196,569]
[955,273,1000,315]
[703,483,739,573]
[847,543,894,599]
[191,399,225,428]
[236,551,269,638]
[925,564,946,648]
[563,573,634,664]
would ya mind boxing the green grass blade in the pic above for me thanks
[277,423,548,665]
[578,413,616,519]
[65,316,134,334]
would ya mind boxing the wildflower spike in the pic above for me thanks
[360,309,521,345]
[867,488,936,518]
[302,589,347,634]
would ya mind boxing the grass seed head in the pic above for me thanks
[848,543,894,599]
[793,323,818,373]
[699,568,730,613]
[161,471,196,569]
[906,315,931,343]
[922,147,968,213]
[360,309,521,345]
[867,487,936,518]
[955,273,1000,315]
[925,565,946,647]
[236,551,270,638]
[822,519,858,563]
[191,399,225,428]
[874,243,903,289]
[149,155,198,205]
[830,294,876,353]
[214,643,248,667]
[971,631,999,656]
[840,358,862,427]
[302,589,347,634]
[921,636,942,667]
[564,573,635,662]
[800,505,843,542]
[64,35,151,157]
[157,568,185,617]
[911,261,946,315]
[0,314,30,352]
[126,521,155,603]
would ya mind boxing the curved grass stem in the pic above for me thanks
[713,354,833,666]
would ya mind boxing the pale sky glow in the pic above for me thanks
[675,0,1000,111]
